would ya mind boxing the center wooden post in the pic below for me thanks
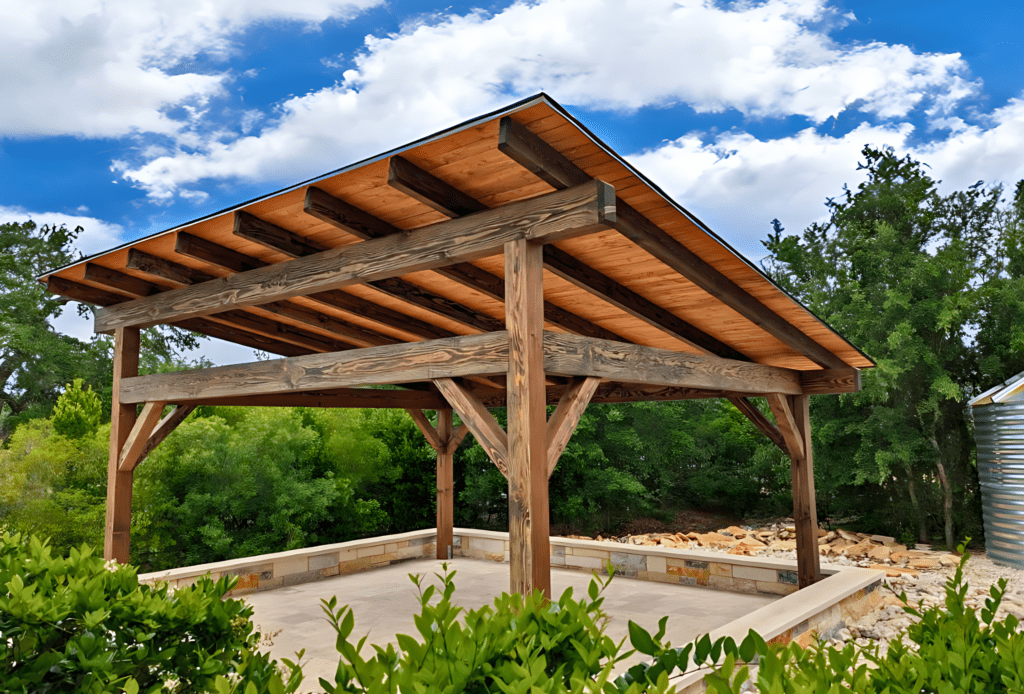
[505,238,550,597]
[791,393,821,587]
[104,327,139,563]
[436,408,454,560]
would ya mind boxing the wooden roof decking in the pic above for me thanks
[41,94,874,377]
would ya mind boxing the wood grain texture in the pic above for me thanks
[118,401,168,472]
[174,233,456,343]
[120,332,510,404]
[433,377,509,477]
[84,264,168,297]
[127,249,215,285]
[727,397,788,453]
[136,405,195,466]
[801,368,861,394]
[496,114,850,371]
[308,182,623,342]
[545,377,600,476]
[406,408,444,450]
[791,394,821,587]
[542,245,748,360]
[436,408,454,560]
[234,210,319,257]
[766,393,806,462]
[446,423,470,454]
[543,332,802,395]
[48,276,128,306]
[104,327,139,564]
[182,388,446,409]
[95,181,614,332]
[474,382,762,408]
[505,238,550,598]
[388,154,488,217]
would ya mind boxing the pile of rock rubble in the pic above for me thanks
[567,522,1024,648]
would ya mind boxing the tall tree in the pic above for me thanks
[763,147,1005,548]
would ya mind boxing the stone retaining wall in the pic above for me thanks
[453,528,837,598]
[139,529,437,596]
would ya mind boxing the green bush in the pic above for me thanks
[51,379,103,439]
[0,531,302,693]
[625,542,1024,694]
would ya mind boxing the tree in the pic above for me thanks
[762,147,1015,548]
[0,220,205,431]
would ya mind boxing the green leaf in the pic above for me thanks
[628,621,657,656]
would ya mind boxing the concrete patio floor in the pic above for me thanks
[246,558,778,689]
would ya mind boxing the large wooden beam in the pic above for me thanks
[801,368,861,394]
[542,332,802,395]
[505,238,550,598]
[727,397,788,453]
[95,181,615,333]
[434,378,509,476]
[119,332,509,405]
[181,388,446,409]
[545,377,600,476]
[118,401,168,472]
[105,327,139,564]
[497,116,850,371]
[475,382,763,408]
[309,184,623,342]
[767,394,821,588]
[175,232,456,342]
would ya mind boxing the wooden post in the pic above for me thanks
[505,238,550,597]
[436,408,454,560]
[791,394,821,587]
[767,393,821,588]
[104,327,139,563]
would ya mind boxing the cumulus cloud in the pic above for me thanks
[0,0,383,139]
[120,0,973,200]
[629,96,1024,258]
[0,205,125,256]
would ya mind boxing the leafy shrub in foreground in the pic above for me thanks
[625,541,1024,694]
[0,531,302,693]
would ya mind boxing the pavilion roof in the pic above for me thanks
[40,93,873,373]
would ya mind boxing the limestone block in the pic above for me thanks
[732,578,757,593]
[709,562,732,577]
[356,545,384,559]
[732,565,777,582]
[639,571,678,585]
[756,581,798,596]
[565,554,605,570]
[309,552,340,572]
[571,547,610,560]
[708,575,735,590]
[647,555,667,574]
[273,555,308,577]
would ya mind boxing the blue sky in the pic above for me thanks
[3,0,1023,364]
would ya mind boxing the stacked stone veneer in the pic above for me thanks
[453,529,830,598]
[139,529,437,597]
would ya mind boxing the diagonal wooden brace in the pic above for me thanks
[118,401,168,472]
[546,377,600,476]
[434,378,509,478]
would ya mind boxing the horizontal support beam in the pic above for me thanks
[96,181,614,332]
[119,332,509,404]
[542,332,802,395]
[184,389,446,409]
[801,368,861,394]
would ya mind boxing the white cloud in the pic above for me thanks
[0,0,383,139]
[119,0,973,200]
[628,96,1024,258]
[0,205,125,256]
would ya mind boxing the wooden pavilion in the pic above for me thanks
[40,94,873,595]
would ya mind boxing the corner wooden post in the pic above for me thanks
[505,238,550,598]
[768,393,821,588]
[104,327,139,563]
[436,408,454,560]
[792,394,821,587]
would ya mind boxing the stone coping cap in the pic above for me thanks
[669,566,884,689]
[140,528,437,582]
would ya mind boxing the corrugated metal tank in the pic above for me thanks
[972,395,1024,569]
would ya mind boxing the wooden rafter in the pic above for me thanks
[94,181,615,332]
[235,210,503,333]
[307,184,624,342]
[175,232,456,343]
[496,115,850,371]
[48,276,308,357]
[184,388,446,409]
